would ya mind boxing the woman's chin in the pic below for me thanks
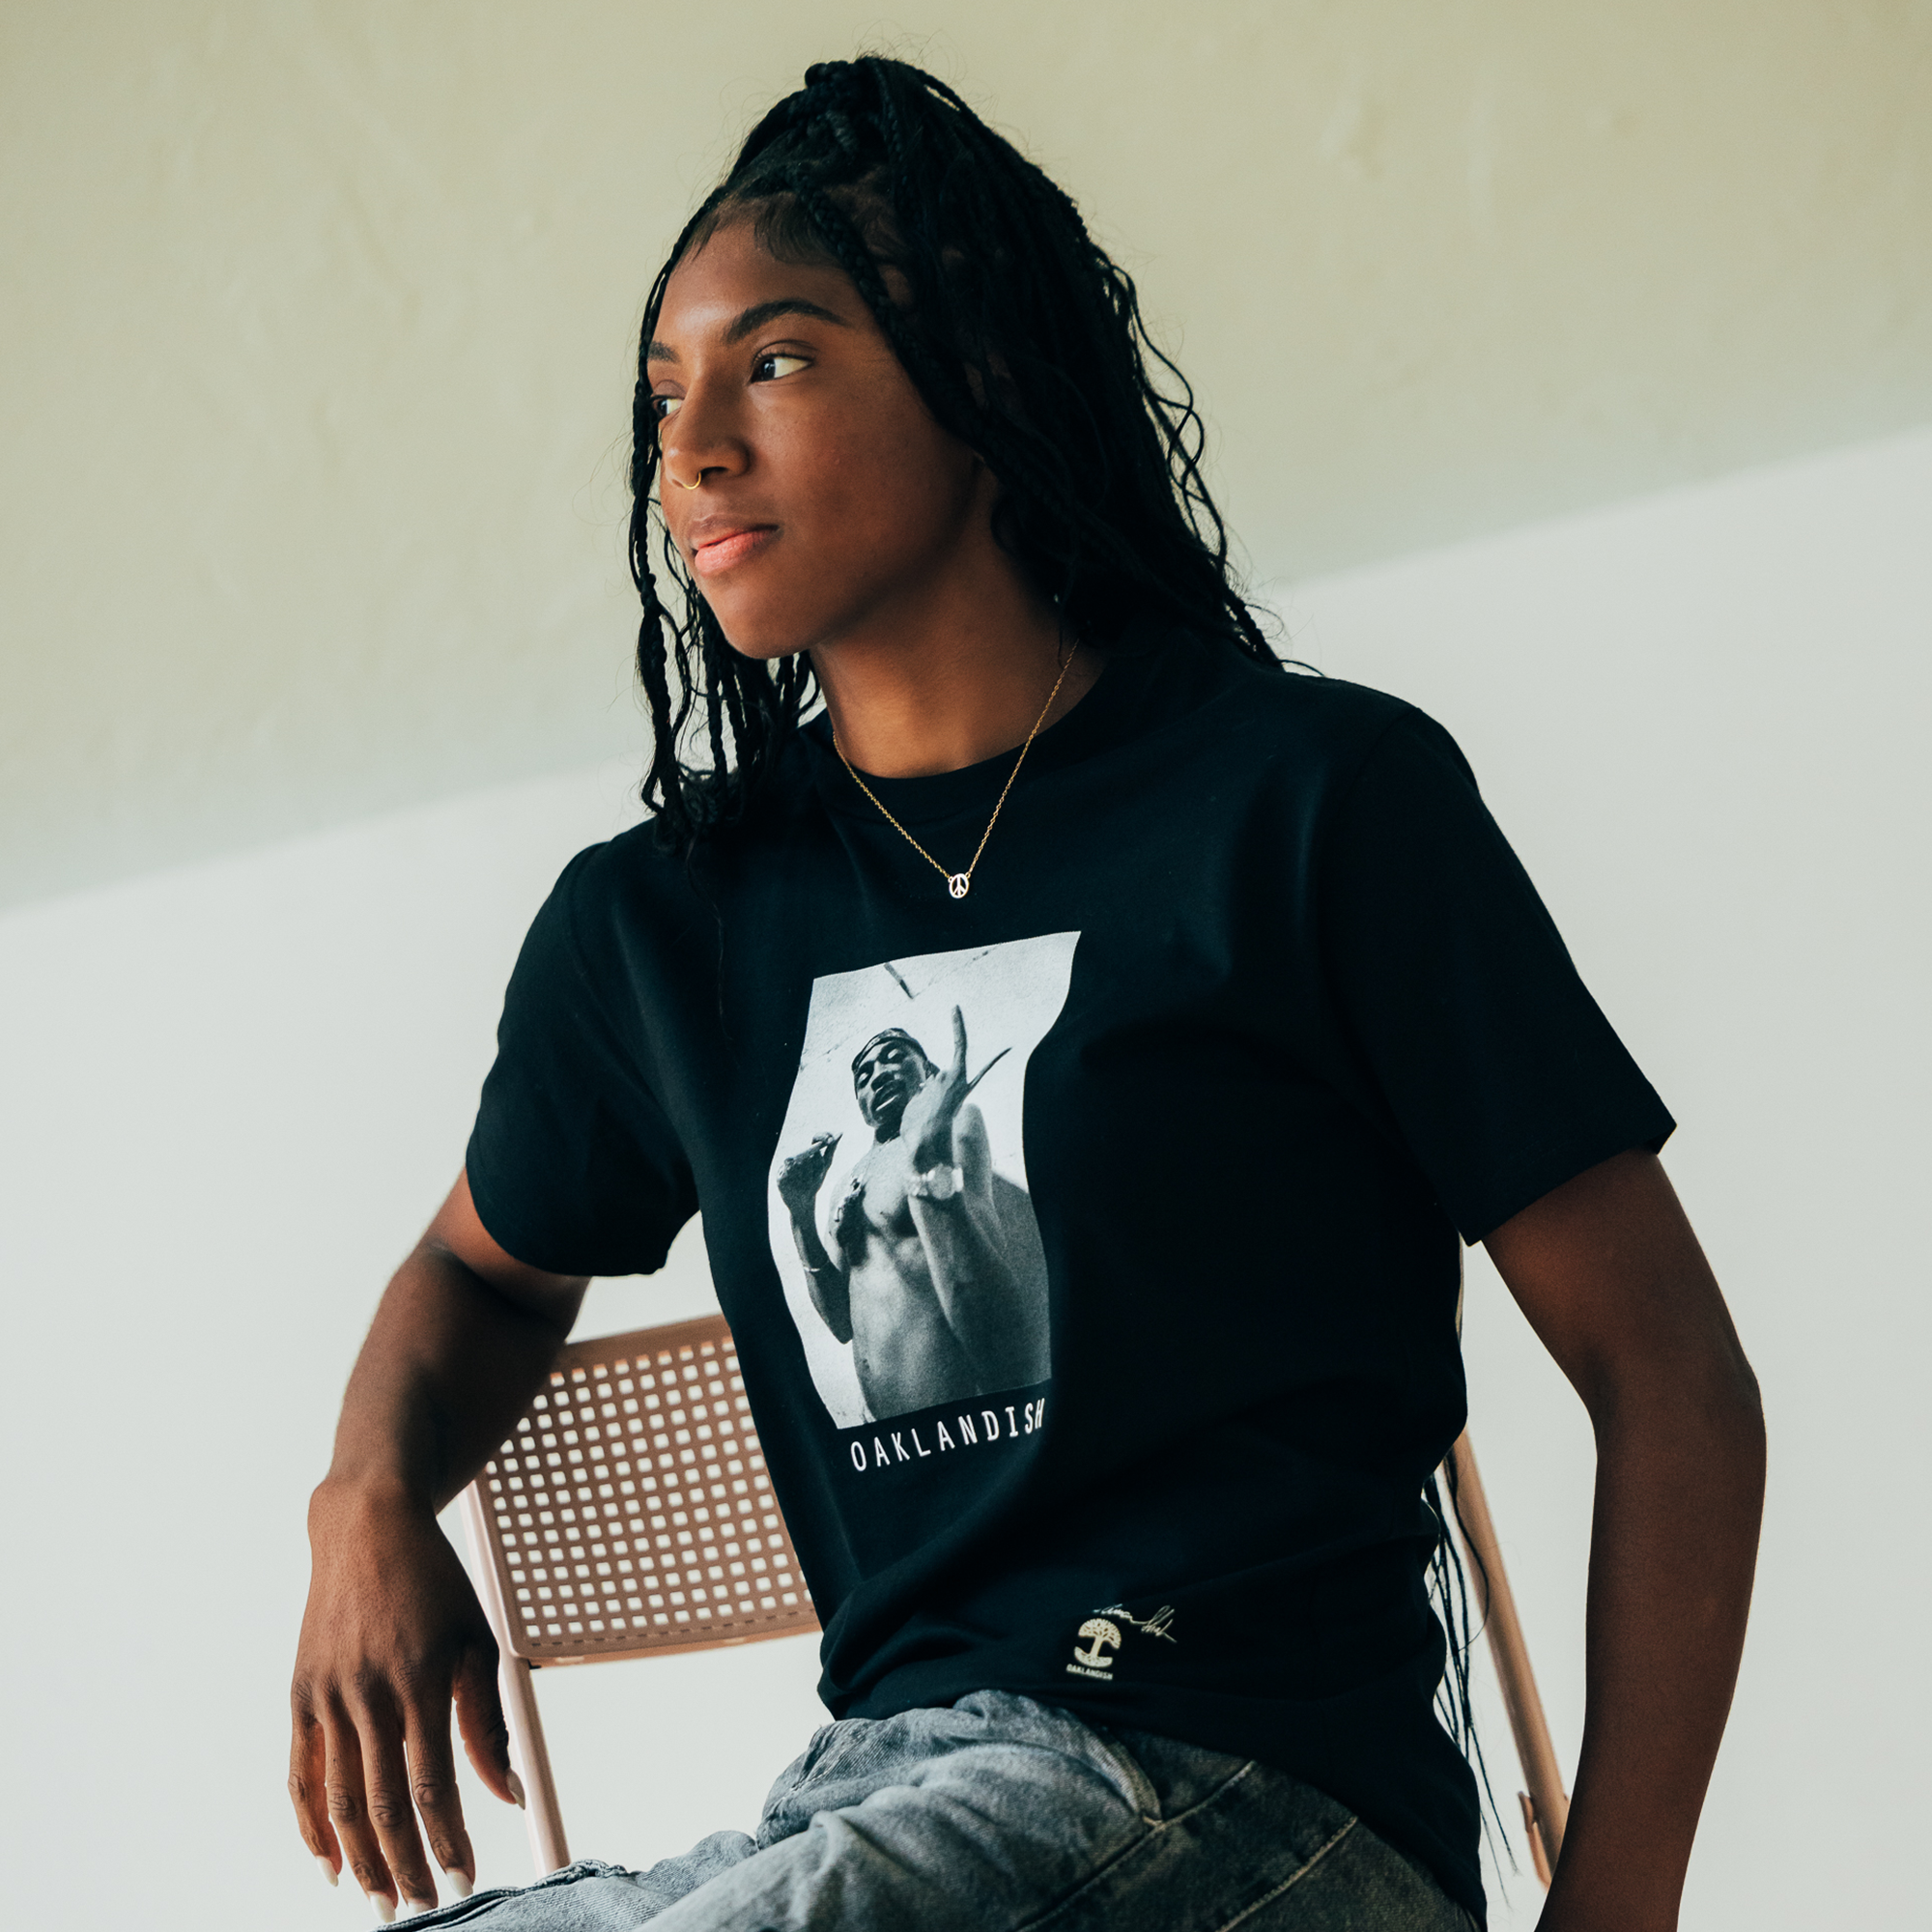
[706,589,875,667]
[718,627,814,666]
[699,599,809,663]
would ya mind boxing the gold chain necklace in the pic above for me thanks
[834,650,1073,900]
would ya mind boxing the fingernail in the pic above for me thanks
[316,1855,339,1889]
[368,1891,396,1926]
[441,1868,474,1900]
[506,1767,526,1807]
[400,1897,436,1919]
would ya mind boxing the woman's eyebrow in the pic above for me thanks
[725,297,852,343]
[648,298,853,363]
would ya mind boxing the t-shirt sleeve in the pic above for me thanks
[1321,708,1674,1242]
[465,848,698,1277]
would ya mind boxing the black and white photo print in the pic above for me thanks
[767,933,1078,1428]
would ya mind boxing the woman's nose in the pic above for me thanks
[661,385,749,491]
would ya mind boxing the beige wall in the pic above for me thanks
[5,0,1931,908]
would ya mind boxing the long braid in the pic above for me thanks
[629,56,1287,850]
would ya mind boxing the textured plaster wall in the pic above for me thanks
[3,0,1931,910]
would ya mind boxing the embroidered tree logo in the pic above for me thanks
[1072,1616,1122,1671]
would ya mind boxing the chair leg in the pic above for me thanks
[498,1653,572,1877]
[458,1485,571,1876]
[1446,1432,1569,1885]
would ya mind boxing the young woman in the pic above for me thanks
[289,57,1764,1932]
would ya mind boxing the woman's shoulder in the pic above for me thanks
[543,818,667,898]
[550,762,821,919]
[1172,632,1459,784]
[527,817,711,948]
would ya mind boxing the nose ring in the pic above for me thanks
[670,471,700,492]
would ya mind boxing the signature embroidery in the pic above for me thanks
[1096,1603,1179,1643]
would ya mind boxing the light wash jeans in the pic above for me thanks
[406,1690,1474,1931]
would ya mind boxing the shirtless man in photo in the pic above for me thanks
[777,1007,1050,1416]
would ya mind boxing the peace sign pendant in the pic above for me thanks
[948,872,971,899]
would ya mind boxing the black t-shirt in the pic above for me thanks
[467,626,1673,1921]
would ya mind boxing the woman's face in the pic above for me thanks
[647,215,991,662]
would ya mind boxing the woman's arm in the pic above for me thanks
[1482,1149,1764,1932]
[289,1171,588,1920]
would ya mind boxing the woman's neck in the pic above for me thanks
[809,544,1103,779]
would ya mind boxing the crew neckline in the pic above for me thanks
[806,623,1178,828]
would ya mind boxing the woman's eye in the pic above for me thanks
[651,394,683,421]
[752,352,809,383]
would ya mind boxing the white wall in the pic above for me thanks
[1,424,1926,1927]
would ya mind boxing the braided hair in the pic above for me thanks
[628,56,1281,850]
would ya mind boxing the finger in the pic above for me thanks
[453,1635,517,1812]
[288,1694,342,1885]
[355,1688,441,1915]
[950,1005,968,1071]
[961,1045,1011,1101]
[322,1702,398,1920]
[403,1682,477,1901]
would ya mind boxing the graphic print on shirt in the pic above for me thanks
[767,932,1079,1429]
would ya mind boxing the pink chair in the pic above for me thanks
[458,1313,819,1873]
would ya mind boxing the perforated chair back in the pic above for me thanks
[459,1314,820,1873]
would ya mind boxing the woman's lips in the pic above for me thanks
[690,526,777,579]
